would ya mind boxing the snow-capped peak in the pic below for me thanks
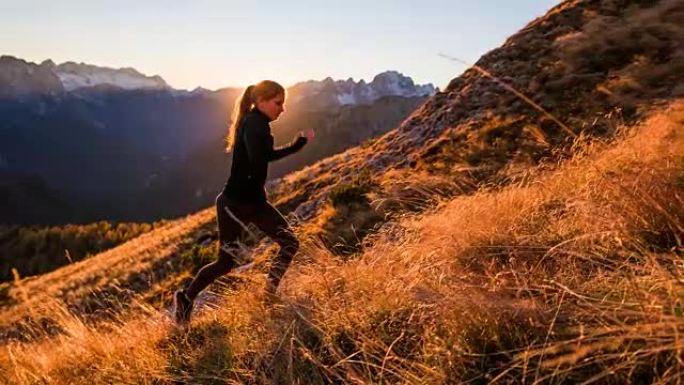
[287,71,436,109]
[53,62,169,91]
[369,71,435,99]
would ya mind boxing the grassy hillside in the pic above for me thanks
[0,221,166,283]
[2,100,682,384]
[268,0,684,230]
[1,0,683,383]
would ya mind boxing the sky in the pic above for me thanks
[1,0,559,91]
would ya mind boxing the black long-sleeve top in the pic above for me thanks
[223,108,307,203]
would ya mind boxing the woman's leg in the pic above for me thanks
[184,196,244,301]
[250,202,300,292]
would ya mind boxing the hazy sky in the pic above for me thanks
[1,0,559,90]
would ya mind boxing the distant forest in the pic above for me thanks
[0,221,164,282]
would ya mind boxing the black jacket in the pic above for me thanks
[223,108,307,203]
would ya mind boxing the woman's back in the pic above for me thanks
[223,108,273,203]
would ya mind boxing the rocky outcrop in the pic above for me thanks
[268,0,684,222]
[287,71,436,109]
[0,56,64,97]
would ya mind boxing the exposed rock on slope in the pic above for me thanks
[2,0,683,348]
[271,0,684,222]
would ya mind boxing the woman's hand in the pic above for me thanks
[298,129,315,142]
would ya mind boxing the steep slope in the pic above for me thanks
[1,0,680,342]
[0,208,215,341]
[1,0,684,383]
[271,0,684,223]
[2,98,682,385]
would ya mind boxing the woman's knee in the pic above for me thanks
[278,233,299,253]
[216,260,234,276]
[216,252,237,270]
[196,261,229,283]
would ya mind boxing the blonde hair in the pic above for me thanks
[225,80,285,152]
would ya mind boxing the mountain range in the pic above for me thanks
[0,56,435,224]
[2,0,684,382]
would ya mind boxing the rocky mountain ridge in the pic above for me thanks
[0,56,436,107]
[2,1,684,383]
[0,56,434,224]
[270,0,684,222]
[287,70,437,109]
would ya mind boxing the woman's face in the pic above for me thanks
[256,93,285,121]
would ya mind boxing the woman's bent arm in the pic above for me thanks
[269,136,307,162]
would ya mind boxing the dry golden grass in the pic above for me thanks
[4,1,683,382]
[0,208,215,341]
[1,101,682,384]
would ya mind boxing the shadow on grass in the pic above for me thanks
[160,319,234,384]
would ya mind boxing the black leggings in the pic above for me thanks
[185,193,299,300]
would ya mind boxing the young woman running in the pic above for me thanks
[174,80,313,324]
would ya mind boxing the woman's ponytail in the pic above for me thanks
[225,81,285,152]
[225,85,255,152]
